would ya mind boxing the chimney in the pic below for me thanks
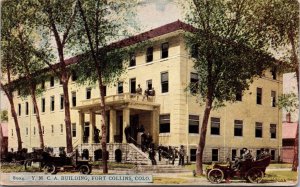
[286,113,291,123]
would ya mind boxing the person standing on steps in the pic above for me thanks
[178,145,186,166]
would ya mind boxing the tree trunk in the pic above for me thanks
[30,86,44,149]
[62,79,73,153]
[6,92,22,151]
[196,96,213,175]
[98,77,108,173]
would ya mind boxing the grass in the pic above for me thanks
[185,163,293,171]
[153,177,188,184]
[1,165,41,173]
[92,162,136,169]
[264,170,298,182]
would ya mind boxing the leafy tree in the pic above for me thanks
[3,0,50,149]
[256,0,299,171]
[30,0,80,153]
[0,110,8,122]
[75,0,139,173]
[184,0,275,174]
[1,0,23,151]
[278,92,299,115]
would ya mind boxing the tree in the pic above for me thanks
[184,0,275,174]
[0,110,8,122]
[75,0,139,173]
[255,0,299,171]
[1,0,23,151]
[2,0,50,149]
[31,0,80,153]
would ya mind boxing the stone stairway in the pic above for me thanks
[77,143,151,165]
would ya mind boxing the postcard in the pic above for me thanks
[0,0,298,186]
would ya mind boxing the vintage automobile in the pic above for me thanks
[206,156,271,184]
[42,149,92,175]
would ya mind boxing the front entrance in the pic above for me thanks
[83,122,90,143]
[130,115,139,142]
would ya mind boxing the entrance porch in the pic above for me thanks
[72,93,160,146]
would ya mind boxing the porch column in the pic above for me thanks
[78,111,85,144]
[109,109,116,143]
[89,111,96,144]
[151,107,159,144]
[122,107,130,143]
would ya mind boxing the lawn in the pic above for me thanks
[153,177,188,184]
[1,165,41,173]
[185,163,292,171]
[92,162,136,169]
[264,170,298,182]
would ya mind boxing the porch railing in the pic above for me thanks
[81,93,155,106]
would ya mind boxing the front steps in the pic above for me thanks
[77,143,151,165]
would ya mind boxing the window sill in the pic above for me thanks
[189,133,199,136]
[128,66,136,70]
[233,136,243,138]
[255,137,263,139]
[159,133,170,136]
[145,62,154,66]
[210,134,221,136]
[161,92,169,96]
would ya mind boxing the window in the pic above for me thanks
[60,124,63,133]
[72,123,76,137]
[211,117,220,135]
[271,67,277,80]
[161,42,169,58]
[41,98,45,112]
[191,44,199,58]
[256,149,261,158]
[71,70,77,81]
[129,53,136,67]
[50,76,55,87]
[41,80,45,89]
[86,88,91,99]
[236,90,242,101]
[234,120,243,136]
[33,126,36,135]
[161,72,169,93]
[271,91,276,107]
[189,115,199,134]
[146,47,153,62]
[33,103,36,114]
[270,124,276,139]
[25,102,29,115]
[256,88,262,105]
[271,150,275,160]
[240,149,244,157]
[159,114,170,133]
[26,127,28,135]
[212,149,219,161]
[147,80,152,90]
[190,149,197,162]
[72,92,76,107]
[255,122,263,138]
[190,73,199,94]
[50,96,55,111]
[60,94,64,110]
[232,149,237,161]
[18,104,21,116]
[117,82,123,94]
[51,125,54,133]
[130,78,136,94]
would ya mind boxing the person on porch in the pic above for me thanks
[136,84,142,100]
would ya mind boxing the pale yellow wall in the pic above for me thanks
[8,30,282,162]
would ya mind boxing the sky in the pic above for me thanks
[0,0,182,110]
